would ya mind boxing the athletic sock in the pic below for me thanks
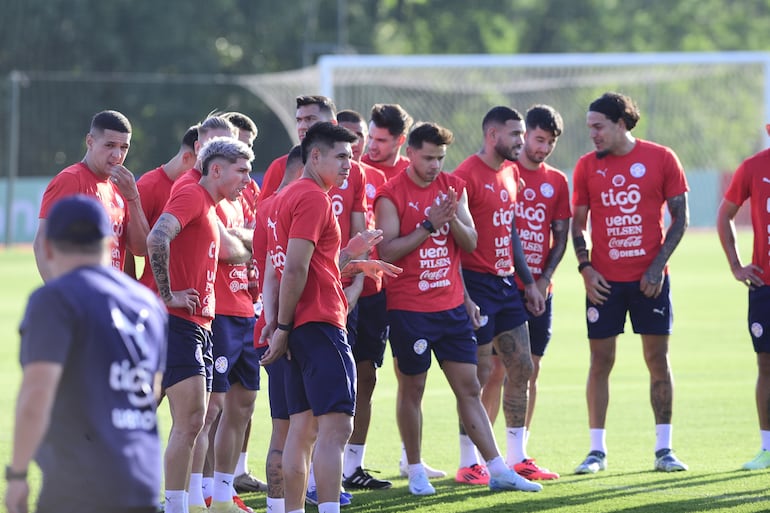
[202,476,214,500]
[655,424,673,452]
[485,456,509,477]
[267,497,286,513]
[407,462,425,479]
[590,428,607,454]
[164,490,186,513]
[188,473,205,506]
[760,430,770,451]
[235,451,248,476]
[459,434,481,467]
[213,471,235,503]
[318,502,341,513]
[344,443,366,477]
[506,426,528,465]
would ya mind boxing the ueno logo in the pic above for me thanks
[515,202,546,230]
[600,184,641,214]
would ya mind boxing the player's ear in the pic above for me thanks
[765,124,770,137]
[397,133,406,147]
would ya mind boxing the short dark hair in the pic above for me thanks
[286,144,303,170]
[525,104,563,137]
[481,106,522,133]
[370,104,413,137]
[407,122,454,149]
[296,95,337,118]
[301,122,357,164]
[199,137,254,176]
[90,110,131,134]
[589,92,640,130]
[336,109,365,125]
[181,124,199,150]
[223,111,258,138]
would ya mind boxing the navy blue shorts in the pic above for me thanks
[284,322,356,417]
[351,291,389,367]
[749,285,770,353]
[519,290,553,357]
[265,356,290,420]
[463,269,528,345]
[586,276,673,339]
[211,315,261,392]
[388,305,477,375]
[163,314,213,391]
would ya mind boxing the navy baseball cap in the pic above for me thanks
[46,195,113,243]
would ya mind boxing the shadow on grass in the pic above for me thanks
[236,470,770,513]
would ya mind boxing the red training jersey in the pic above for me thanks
[454,155,519,277]
[251,193,281,348]
[214,199,253,317]
[267,178,347,330]
[360,161,388,297]
[136,166,175,290]
[572,139,689,282]
[362,154,410,181]
[513,161,572,289]
[724,148,770,285]
[240,178,261,229]
[170,167,202,196]
[375,171,467,312]
[39,162,130,271]
[259,154,288,201]
[162,183,220,329]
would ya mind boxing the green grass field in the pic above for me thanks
[1,230,769,512]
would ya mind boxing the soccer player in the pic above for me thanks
[337,109,393,490]
[131,124,199,289]
[6,195,167,513]
[33,110,150,281]
[375,122,542,496]
[260,95,337,200]
[477,105,570,480]
[572,91,690,474]
[147,137,254,513]
[362,103,413,180]
[452,106,549,485]
[259,122,360,513]
[717,123,770,471]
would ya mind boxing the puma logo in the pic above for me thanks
[653,307,666,316]
[408,201,420,211]
[484,183,495,192]
[763,177,770,184]
[266,216,278,240]
[596,169,607,177]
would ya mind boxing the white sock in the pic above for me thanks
[401,444,407,466]
[318,502,341,513]
[458,434,480,467]
[655,424,672,452]
[235,451,248,476]
[188,473,205,506]
[164,490,186,513]
[524,427,530,450]
[344,443,365,477]
[267,497,286,513]
[407,462,425,479]
[287,509,305,513]
[307,463,316,490]
[761,430,770,451]
[213,471,235,503]
[590,428,607,454]
[202,476,214,500]
[485,456,508,477]
[506,426,527,465]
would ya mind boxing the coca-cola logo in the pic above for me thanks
[419,268,449,280]
[608,236,642,248]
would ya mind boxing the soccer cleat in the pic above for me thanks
[408,471,436,496]
[454,464,490,485]
[233,472,268,493]
[232,495,253,513]
[343,466,393,489]
[742,449,770,470]
[210,500,247,513]
[513,459,560,480]
[654,449,688,472]
[574,451,607,474]
[399,460,447,478]
[488,468,543,492]
[305,488,352,507]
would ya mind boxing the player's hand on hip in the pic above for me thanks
[640,270,664,298]
[732,263,764,289]
[166,288,201,315]
[261,329,290,365]
[5,480,30,513]
[463,294,482,329]
[524,282,546,317]
[582,267,611,305]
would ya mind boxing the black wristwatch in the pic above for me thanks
[421,219,435,233]
[276,322,293,332]
[5,465,27,481]
[578,261,593,273]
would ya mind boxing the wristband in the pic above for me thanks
[578,261,593,273]
[5,465,27,481]
[276,322,293,332]
[421,219,435,233]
